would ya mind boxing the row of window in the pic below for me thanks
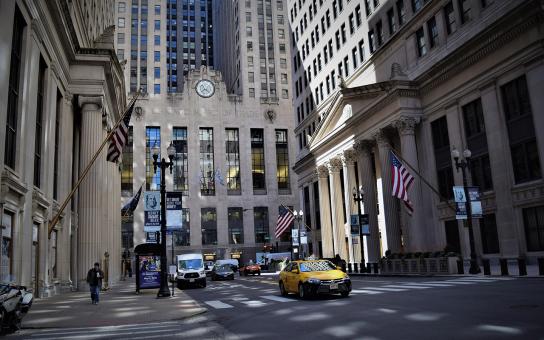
[431,75,540,205]
[121,127,291,196]
[5,8,63,199]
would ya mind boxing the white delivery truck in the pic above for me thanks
[176,253,206,288]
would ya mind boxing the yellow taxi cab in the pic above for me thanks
[278,260,351,299]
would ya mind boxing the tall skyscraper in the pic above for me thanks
[115,0,214,94]
[116,0,299,264]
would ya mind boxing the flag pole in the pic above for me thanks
[48,91,141,238]
[390,149,456,213]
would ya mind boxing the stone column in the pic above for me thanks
[342,150,360,263]
[58,93,75,290]
[374,130,402,254]
[317,165,334,258]
[77,96,105,286]
[328,158,348,260]
[395,116,426,252]
[354,140,381,263]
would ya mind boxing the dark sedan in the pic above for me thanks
[211,264,235,281]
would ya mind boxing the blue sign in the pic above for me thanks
[139,255,161,289]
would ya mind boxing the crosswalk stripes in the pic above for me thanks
[261,295,293,302]
[383,285,432,289]
[204,300,234,309]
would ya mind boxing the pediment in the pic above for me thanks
[309,83,387,149]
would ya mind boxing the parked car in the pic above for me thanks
[278,260,351,299]
[211,264,235,281]
[239,263,261,276]
[176,253,206,289]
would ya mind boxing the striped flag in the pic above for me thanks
[107,101,136,163]
[390,151,414,215]
[275,205,295,239]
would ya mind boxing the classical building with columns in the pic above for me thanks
[291,0,544,264]
[0,0,126,296]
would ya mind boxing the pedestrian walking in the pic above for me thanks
[86,262,104,305]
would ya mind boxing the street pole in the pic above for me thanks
[298,217,302,259]
[153,143,176,298]
[452,148,481,275]
[353,187,365,268]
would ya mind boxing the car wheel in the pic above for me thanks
[298,283,307,299]
[279,281,288,296]
[340,291,349,297]
[257,271,261,276]
[202,280,207,288]
[244,271,248,276]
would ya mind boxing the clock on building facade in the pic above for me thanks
[195,79,215,98]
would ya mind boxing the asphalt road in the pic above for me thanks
[10,274,544,339]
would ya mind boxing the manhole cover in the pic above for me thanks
[509,304,539,309]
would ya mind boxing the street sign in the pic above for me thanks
[292,229,299,246]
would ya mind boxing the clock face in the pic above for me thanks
[195,79,215,98]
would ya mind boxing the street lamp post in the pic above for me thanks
[352,187,365,269]
[152,142,176,298]
[292,210,303,260]
[451,148,481,275]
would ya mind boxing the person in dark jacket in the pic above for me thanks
[86,262,104,305]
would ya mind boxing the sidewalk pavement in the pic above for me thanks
[349,263,542,277]
[22,278,206,329]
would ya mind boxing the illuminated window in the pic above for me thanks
[146,127,161,190]
[276,130,290,191]
[251,129,266,192]
[226,129,241,194]
[199,128,215,195]
[121,127,134,195]
[173,127,188,194]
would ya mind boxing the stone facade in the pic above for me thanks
[124,67,298,264]
[291,0,544,263]
[0,0,126,296]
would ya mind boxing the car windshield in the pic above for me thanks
[216,265,232,272]
[178,259,203,270]
[299,261,337,272]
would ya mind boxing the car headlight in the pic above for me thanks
[307,278,321,284]
[199,271,205,275]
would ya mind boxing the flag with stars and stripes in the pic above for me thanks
[391,151,414,215]
[107,101,135,163]
[275,205,295,239]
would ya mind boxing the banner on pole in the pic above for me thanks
[166,192,183,230]
[292,229,299,246]
[144,191,161,232]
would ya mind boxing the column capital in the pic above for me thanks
[373,129,390,147]
[63,92,74,106]
[78,95,103,111]
[327,158,343,173]
[317,165,329,178]
[341,149,357,166]
[394,116,420,136]
[353,139,375,154]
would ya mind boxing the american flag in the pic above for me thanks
[107,101,136,163]
[275,205,294,239]
[390,151,414,215]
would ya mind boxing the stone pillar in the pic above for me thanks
[374,130,402,254]
[58,93,75,290]
[395,117,426,252]
[354,140,381,262]
[77,96,105,287]
[342,150,360,263]
[317,165,334,258]
[328,158,348,260]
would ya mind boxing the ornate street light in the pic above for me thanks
[152,142,176,298]
[292,210,304,260]
[352,186,365,269]
[451,147,481,275]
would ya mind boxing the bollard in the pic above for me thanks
[482,259,491,275]
[354,263,359,273]
[373,262,379,274]
[348,263,353,273]
[538,258,544,276]
[518,258,527,276]
[457,259,464,275]
[366,262,371,273]
[500,258,509,276]
[341,262,347,272]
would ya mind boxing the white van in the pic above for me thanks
[176,253,206,288]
